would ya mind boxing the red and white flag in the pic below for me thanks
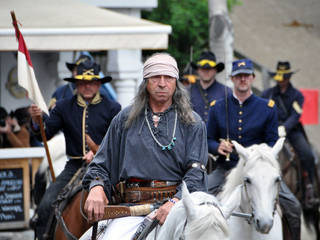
[11,12,48,115]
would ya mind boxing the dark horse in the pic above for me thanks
[54,190,90,240]
[36,166,91,240]
[278,140,320,239]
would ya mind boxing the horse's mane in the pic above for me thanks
[159,191,229,240]
[184,192,229,239]
[219,143,280,201]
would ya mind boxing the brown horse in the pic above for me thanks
[278,140,320,239]
[54,190,91,240]
[53,135,101,240]
[52,167,92,240]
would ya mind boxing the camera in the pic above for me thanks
[0,119,6,127]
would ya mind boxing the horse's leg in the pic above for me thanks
[55,191,91,240]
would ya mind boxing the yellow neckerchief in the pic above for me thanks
[76,92,102,156]
[76,92,102,107]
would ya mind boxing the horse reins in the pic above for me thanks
[55,166,86,240]
[241,182,255,224]
[241,177,281,225]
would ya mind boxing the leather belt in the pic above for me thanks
[126,179,178,188]
[124,185,177,204]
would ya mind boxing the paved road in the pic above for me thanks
[0,229,34,240]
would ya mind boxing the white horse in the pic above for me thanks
[218,138,285,240]
[147,181,241,240]
[80,181,241,240]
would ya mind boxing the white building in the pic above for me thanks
[0,0,171,111]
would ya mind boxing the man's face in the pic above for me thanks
[277,77,290,88]
[197,68,217,82]
[76,80,101,100]
[147,75,176,105]
[231,73,254,93]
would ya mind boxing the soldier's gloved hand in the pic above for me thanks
[278,125,286,137]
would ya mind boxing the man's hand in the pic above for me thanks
[84,185,109,222]
[217,139,233,156]
[83,150,95,164]
[30,104,42,125]
[154,198,179,225]
[0,119,11,134]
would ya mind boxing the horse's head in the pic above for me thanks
[230,138,285,234]
[178,181,240,240]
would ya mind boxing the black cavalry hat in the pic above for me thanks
[191,51,224,73]
[64,60,112,84]
[269,61,297,82]
[65,54,91,72]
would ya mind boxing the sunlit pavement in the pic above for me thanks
[0,229,34,240]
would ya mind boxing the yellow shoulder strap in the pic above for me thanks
[293,101,303,114]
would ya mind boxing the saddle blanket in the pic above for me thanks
[79,216,144,240]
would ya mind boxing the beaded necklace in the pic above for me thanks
[145,107,177,151]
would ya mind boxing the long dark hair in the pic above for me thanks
[125,79,195,128]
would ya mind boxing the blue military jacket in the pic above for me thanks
[190,80,231,123]
[261,83,304,134]
[40,93,121,159]
[207,94,278,169]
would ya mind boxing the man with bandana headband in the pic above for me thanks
[82,53,208,239]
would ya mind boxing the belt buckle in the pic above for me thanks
[152,180,167,188]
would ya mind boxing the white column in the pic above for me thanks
[107,50,143,108]
[209,0,234,87]
[57,52,74,86]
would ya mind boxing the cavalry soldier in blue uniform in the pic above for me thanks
[207,59,301,240]
[261,61,316,208]
[49,54,114,110]
[30,60,121,240]
[82,53,208,239]
[189,51,231,123]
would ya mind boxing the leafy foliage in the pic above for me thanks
[142,0,241,71]
[142,0,208,71]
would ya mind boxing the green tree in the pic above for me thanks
[142,0,241,71]
[142,0,209,71]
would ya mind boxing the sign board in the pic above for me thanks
[0,168,25,223]
[0,147,45,229]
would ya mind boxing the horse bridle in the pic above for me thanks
[178,201,224,240]
[241,177,281,225]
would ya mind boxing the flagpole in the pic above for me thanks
[11,11,56,182]
[38,116,56,182]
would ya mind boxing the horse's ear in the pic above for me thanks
[271,137,285,157]
[232,140,249,160]
[220,185,241,219]
[182,181,197,221]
